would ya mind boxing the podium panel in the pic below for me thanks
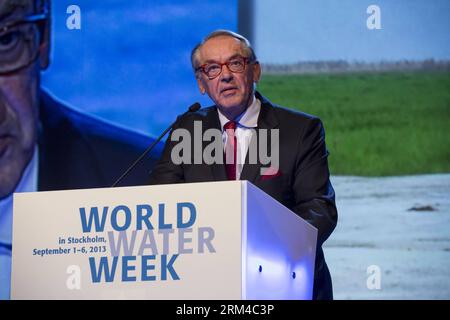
[11,181,316,299]
[244,183,317,299]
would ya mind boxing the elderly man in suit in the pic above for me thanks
[0,0,161,299]
[149,30,338,299]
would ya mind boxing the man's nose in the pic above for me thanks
[220,64,234,82]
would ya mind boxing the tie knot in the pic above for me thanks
[224,120,237,131]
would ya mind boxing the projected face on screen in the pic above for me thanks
[0,0,49,199]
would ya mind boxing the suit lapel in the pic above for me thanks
[240,93,279,183]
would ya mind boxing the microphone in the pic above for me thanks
[111,102,201,187]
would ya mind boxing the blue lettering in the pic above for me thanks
[137,204,153,230]
[111,205,132,231]
[122,256,136,282]
[79,207,108,233]
[158,204,172,229]
[89,256,118,283]
[141,255,156,281]
[161,254,180,281]
[177,202,196,228]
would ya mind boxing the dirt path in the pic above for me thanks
[324,174,450,299]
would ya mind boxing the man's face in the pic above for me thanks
[195,36,261,120]
[0,0,47,199]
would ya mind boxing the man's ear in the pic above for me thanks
[252,61,261,83]
[39,11,51,70]
[196,74,206,95]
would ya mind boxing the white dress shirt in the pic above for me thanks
[217,96,261,180]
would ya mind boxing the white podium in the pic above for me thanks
[11,181,317,300]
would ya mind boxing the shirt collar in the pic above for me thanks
[217,95,261,131]
[0,145,39,245]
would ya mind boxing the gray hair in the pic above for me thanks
[190,29,257,71]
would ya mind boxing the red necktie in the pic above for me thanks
[224,121,237,180]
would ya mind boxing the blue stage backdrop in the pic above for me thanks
[42,0,237,137]
[42,0,450,138]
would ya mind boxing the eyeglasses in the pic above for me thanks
[196,56,252,80]
[0,9,49,75]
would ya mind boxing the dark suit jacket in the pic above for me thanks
[149,91,338,300]
[38,90,162,190]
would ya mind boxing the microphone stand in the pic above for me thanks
[111,103,201,187]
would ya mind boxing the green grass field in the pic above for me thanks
[257,71,450,176]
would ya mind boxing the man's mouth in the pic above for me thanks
[220,87,238,96]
